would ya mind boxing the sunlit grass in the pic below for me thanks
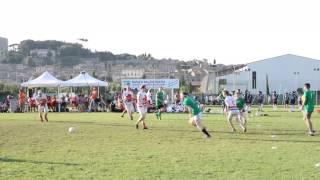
[1,107,320,179]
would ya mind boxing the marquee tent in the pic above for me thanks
[21,71,64,88]
[61,72,108,87]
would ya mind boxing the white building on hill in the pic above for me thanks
[216,54,320,94]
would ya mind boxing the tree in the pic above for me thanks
[266,74,270,96]
[92,70,97,78]
[26,57,35,66]
[188,82,193,93]
[6,51,24,64]
[47,51,53,58]
[297,88,304,95]
[105,76,113,82]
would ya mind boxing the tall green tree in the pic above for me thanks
[266,74,270,96]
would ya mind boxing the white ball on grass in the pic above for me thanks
[68,127,76,133]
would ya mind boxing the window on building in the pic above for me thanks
[252,71,257,89]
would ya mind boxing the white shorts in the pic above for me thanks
[137,106,147,116]
[228,109,240,119]
[124,102,134,112]
[38,105,48,113]
[190,113,203,129]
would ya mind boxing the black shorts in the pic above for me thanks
[156,104,164,109]
[285,100,289,105]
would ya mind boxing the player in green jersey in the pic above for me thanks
[302,83,316,136]
[155,87,165,120]
[181,92,211,138]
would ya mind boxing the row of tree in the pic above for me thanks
[2,40,161,66]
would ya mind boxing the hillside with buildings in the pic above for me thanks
[0,38,244,93]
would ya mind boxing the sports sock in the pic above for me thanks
[202,128,211,137]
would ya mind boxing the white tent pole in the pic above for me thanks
[171,88,174,105]
[58,86,61,112]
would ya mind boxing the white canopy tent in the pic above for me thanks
[21,71,64,88]
[61,72,108,87]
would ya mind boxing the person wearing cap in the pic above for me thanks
[18,89,26,112]
[35,90,48,122]
[181,92,211,138]
[135,85,149,129]
[223,90,246,133]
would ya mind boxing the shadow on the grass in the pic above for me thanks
[51,120,311,136]
[0,157,80,166]
[221,137,320,143]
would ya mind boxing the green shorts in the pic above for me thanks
[303,111,313,119]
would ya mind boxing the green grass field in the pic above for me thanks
[1,107,320,180]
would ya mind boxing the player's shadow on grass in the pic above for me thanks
[0,157,80,166]
[224,137,320,143]
[258,128,306,132]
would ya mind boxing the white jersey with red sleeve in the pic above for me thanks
[137,91,148,108]
[224,96,238,111]
[123,90,134,103]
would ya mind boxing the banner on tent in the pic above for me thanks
[121,79,179,89]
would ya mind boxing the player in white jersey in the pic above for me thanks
[122,87,134,120]
[35,90,49,122]
[223,90,246,133]
[135,85,148,129]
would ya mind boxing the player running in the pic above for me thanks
[155,87,165,120]
[181,92,211,138]
[302,83,316,136]
[135,85,149,129]
[223,90,246,133]
[35,90,48,122]
[235,91,247,127]
[122,87,134,120]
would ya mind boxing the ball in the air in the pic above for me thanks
[68,127,76,133]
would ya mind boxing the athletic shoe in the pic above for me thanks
[135,124,139,129]
[308,131,315,136]
[143,127,148,130]
[204,134,211,139]
[243,127,247,133]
